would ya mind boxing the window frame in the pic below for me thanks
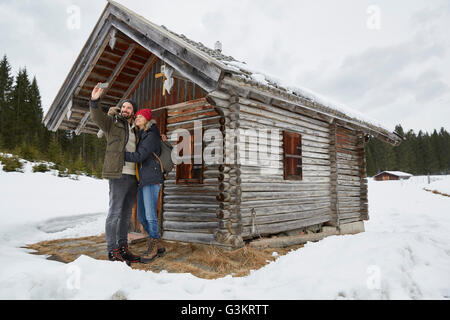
[283,131,303,181]
[175,132,204,184]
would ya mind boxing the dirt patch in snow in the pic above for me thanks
[424,188,450,197]
[25,235,303,279]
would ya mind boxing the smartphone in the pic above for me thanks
[98,82,109,89]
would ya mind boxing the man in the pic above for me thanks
[90,83,141,265]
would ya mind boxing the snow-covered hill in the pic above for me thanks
[0,157,449,299]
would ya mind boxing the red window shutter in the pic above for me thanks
[176,133,203,184]
[283,131,302,180]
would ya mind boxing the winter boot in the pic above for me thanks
[156,238,166,257]
[108,248,124,262]
[118,243,141,264]
[140,238,158,263]
[108,248,131,266]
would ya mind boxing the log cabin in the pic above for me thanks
[44,1,402,249]
[373,171,412,181]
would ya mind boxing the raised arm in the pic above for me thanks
[89,84,113,133]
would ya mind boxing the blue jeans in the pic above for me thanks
[137,184,161,239]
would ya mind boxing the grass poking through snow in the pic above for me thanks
[25,235,303,279]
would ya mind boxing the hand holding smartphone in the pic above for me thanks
[97,82,109,89]
[91,82,107,101]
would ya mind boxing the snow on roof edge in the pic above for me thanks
[223,61,395,135]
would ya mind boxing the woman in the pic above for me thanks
[124,108,166,262]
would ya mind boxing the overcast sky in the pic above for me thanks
[1,0,449,133]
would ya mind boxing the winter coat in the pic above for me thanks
[89,99,137,179]
[125,120,164,188]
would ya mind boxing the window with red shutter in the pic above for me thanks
[176,133,203,184]
[283,131,302,180]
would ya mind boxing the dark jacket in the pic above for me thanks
[89,99,135,179]
[125,120,164,187]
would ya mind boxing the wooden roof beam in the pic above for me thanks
[94,64,138,78]
[100,54,146,70]
[65,99,73,121]
[73,96,116,108]
[75,112,91,135]
[98,56,142,73]
[87,73,131,88]
[103,47,150,64]
[101,43,136,97]
[121,54,158,100]
[105,44,150,63]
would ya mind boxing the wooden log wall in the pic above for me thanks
[334,125,368,224]
[207,91,246,248]
[224,92,333,239]
[157,98,232,247]
[329,122,339,227]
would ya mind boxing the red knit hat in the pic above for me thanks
[135,108,152,122]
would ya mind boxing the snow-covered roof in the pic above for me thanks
[138,13,400,144]
[375,171,413,177]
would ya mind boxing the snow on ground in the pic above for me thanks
[0,155,108,228]
[0,158,449,299]
[426,176,450,195]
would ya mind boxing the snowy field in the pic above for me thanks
[0,157,449,300]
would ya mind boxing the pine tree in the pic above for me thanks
[94,158,103,178]
[0,55,14,148]
[365,145,376,176]
[28,76,47,151]
[73,153,86,175]
[440,128,450,174]
[423,132,439,174]
[405,130,419,174]
[367,137,397,173]
[414,131,426,174]
[0,132,4,151]
[47,135,62,165]
[429,129,441,174]
[393,124,413,172]
[385,143,397,170]
[9,68,33,147]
